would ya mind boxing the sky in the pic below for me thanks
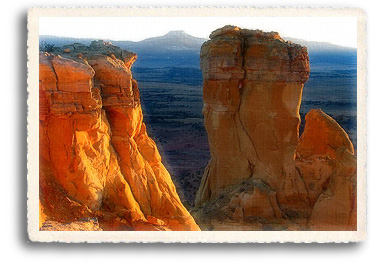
[39,16,357,48]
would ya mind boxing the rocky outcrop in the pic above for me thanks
[296,109,357,230]
[39,41,199,231]
[194,26,356,231]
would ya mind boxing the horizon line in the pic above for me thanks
[39,32,357,50]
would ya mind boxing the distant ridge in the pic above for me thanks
[40,31,207,52]
[113,31,207,53]
[284,37,356,52]
[284,37,356,67]
[40,35,94,46]
[40,31,356,69]
[40,31,356,52]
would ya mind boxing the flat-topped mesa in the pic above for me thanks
[39,41,200,231]
[195,26,356,231]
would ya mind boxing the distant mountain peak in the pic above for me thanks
[131,30,206,51]
[162,30,202,41]
[165,30,188,36]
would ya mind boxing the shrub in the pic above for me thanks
[39,41,55,52]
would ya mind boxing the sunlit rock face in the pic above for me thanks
[39,41,200,231]
[196,26,310,210]
[194,26,356,231]
[296,109,357,231]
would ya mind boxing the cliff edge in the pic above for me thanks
[39,41,200,231]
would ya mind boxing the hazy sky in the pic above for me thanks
[39,16,357,48]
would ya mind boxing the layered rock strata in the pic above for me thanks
[39,41,200,231]
[194,26,356,231]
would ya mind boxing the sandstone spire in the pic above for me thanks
[194,26,356,231]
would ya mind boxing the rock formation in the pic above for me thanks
[194,26,356,231]
[296,109,357,230]
[39,41,200,231]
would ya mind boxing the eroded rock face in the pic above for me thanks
[39,41,200,231]
[194,26,356,231]
[196,26,310,209]
[296,109,357,230]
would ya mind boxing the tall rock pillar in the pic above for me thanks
[196,26,310,210]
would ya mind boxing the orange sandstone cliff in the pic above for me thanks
[194,26,356,231]
[39,41,200,231]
